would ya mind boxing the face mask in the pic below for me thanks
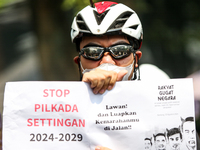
[80,61,135,81]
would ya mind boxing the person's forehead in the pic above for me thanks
[80,35,129,48]
[156,135,165,140]
[169,133,181,138]
[145,140,151,143]
[183,121,195,129]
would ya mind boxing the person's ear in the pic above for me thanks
[73,56,80,65]
[135,51,142,68]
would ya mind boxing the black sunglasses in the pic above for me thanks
[79,44,134,61]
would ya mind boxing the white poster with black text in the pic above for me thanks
[3,79,197,150]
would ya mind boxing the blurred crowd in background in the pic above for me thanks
[0,0,200,147]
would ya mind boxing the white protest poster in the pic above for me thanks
[3,79,197,150]
[3,82,91,150]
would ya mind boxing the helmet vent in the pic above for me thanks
[109,11,134,29]
[93,10,109,25]
[130,25,138,30]
[110,4,117,7]
[76,14,89,31]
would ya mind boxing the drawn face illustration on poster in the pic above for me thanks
[144,138,152,150]
[181,117,196,150]
[166,128,182,150]
[154,134,167,150]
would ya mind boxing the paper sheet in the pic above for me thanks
[3,79,197,150]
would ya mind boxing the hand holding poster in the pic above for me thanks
[3,79,197,150]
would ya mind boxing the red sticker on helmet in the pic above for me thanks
[94,1,118,14]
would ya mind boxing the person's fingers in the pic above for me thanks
[98,72,112,94]
[82,71,106,94]
[92,77,105,94]
[93,70,118,94]
[90,79,98,89]
[82,72,92,83]
[95,146,111,150]
[117,70,128,81]
[82,69,126,94]
[107,71,118,91]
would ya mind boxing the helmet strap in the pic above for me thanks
[132,53,140,80]
[137,57,141,80]
[75,38,81,52]
[77,56,83,81]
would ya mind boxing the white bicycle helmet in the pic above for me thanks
[71,1,143,50]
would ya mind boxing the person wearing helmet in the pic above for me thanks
[71,1,200,150]
[72,1,143,95]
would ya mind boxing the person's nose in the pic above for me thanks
[189,132,195,139]
[100,52,116,65]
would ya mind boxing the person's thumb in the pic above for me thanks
[117,70,128,81]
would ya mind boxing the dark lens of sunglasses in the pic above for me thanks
[81,45,133,60]
[110,45,132,58]
[81,47,104,60]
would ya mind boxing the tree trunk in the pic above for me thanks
[29,0,79,81]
